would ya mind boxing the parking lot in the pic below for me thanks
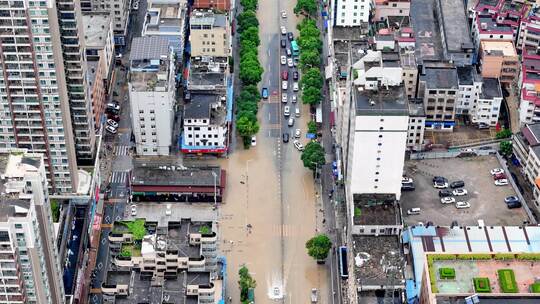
[401,156,529,226]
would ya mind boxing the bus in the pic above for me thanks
[291,40,299,57]
[339,246,348,279]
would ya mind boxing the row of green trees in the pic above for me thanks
[238,266,257,303]
[297,17,323,105]
[236,0,263,148]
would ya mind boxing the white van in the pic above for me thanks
[295,108,300,117]
[407,208,421,215]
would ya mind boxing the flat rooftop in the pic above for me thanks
[437,0,473,53]
[353,203,401,226]
[130,65,171,92]
[188,71,226,87]
[355,86,409,116]
[191,11,226,28]
[477,16,513,33]
[481,78,502,99]
[130,36,170,61]
[422,68,459,89]
[352,236,403,287]
[481,40,516,56]
[82,12,111,48]
[131,165,222,187]
[435,296,540,304]
[456,66,479,86]
[411,0,443,61]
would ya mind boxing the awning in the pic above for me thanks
[330,111,335,126]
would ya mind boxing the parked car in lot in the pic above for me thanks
[261,87,269,99]
[286,48,292,57]
[504,196,519,204]
[107,119,118,128]
[455,201,471,209]
[131,204,137,216]
[292,95,297,103]
[108,113,120,122]
[407,208,421,215]
[490,168,504,175]
[494,179,509,186]
[105,125,117,134]
[282,132,289,143]
[440,197,456,204]
[281,10,287,18]
[433,181,449,189]
[506,201,522,209]
[433,176,448,183]
[294,129,301,138]
[251,136,257,146]
[493,172,507,180]
[452,188,468,196]
[450,180,465,188]
[438,190,452,197]
[293,140,304,151]
[401,183,415,191]
[402,177,413,184]
[293,82,299,91]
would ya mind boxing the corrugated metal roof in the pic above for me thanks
[129,37,170,61]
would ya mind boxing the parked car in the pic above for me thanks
[433,181,449,189]
[281,39,286,48]
[452,188,468,196]
[478,123,490,129]
[107,119,118,128]
[105,125,117,134]
[165,204,172,216]
[293,82,299,91]
[494,179,509,186]
[490,168,504,175]
[108,113,120,122]
[131,204,137,216]
[281,10,287,18]
[441,197,456,204]
[282,71,289,80]
[287,58,293,67]
[504,196,520,204]
[401,183,415,191]
[292,95,297,103]
[433,176,448,183]
[293,71,299,80]
[407,208,421,215]
[402,177,413,184]
[251,136,257,146]
[450,180,465,188]
[282,81,288,90]
[280,26,286,35]
[293,140,304,151]
[261,87,269,99]
[281,55,287,64]
[294,129,301,138]
[288,117,294,127]
[455,201,471,209]
[282,93,288,103]
[106,102,120,111]
[284,106,290,116]
[493,173,507,180]
[438,190,452,197]
[507,201,522,209]
[287,32,294,41]
[282,132,289,143]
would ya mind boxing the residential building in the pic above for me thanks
[374,0,410,22]
[181,94,229,154]
[403,225,540,303]
[131,163,226,203]
[57,0,97,164]
[0,151,65,303]
[193,0,230,11]
[128,37,175,156]
[189,10,230,58]
[479,40,519,84]
[83,0,131,45]
[407,102,426,151]
[474,0,531,44]
[333,0,372,27]
[518,8,540,50]
[0,1,79,193]
[471,15,514,53]
[474,77,503,126]
[410,0,444,63]
[187,57,229,93]
[400,45,418,99]
[513,123,540,210]
[456,66,483,117]
[142,0,188,56]
[418,68,459,131]
[518,48,540,125]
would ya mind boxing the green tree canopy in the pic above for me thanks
[301,85,322,105]
[297,18,317,32]
[238,266,257,301]
[496,128,512,139]
[240,26,260,47]
[236,111,260,138]
[243,85,260,99]
[299,36,323,53]
[236,90,259,114]
[500,141,513,156]
[301,68,323,89]
[305,234,332,262]
[301,141,325,171]
[300,49,321,70]
[240,0,258,11]
[307,121,318,134]
[294,0,318,16]
[239,57,263,85]
[237,11,259,32]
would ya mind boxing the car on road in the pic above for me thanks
[282,71,288,80]
[280,39,286,48]
[438,189,452,197]
[450,180,465,188]
[281,55,286,65]
[286,48,292,57]
[490,168,504,175]
[288,117,294,127]
[402,177,413,184]
[455,201,471,209]
[166,204,172,216]
[261,87,269,99]
[133,1,139,10]
[293,140,304,151]
[284,106,290,116]
[293,71,299,80]
[292,95,297,103]
[294,128,301,138]
[293,82,299,91]
[433,176,448,183]
[452,188,468,196]
[131,204,137,216]
[107,119,118,128]
[282,81,288,90]
[280,26,286,35]
[493,172,507,180]
[287,58,293,67]
[293,57,299,66]
[108,113,120,122]
[105,125,117,134]
[433,181,449,189]
[407,208,421,215]
[281,10,287,18]
[282,93,288,103]
[494,179,509,186]
[251,136,257,146]
[478,123,490,129]
[441,197,456,204]
[311,288,318,303]
[282,133,289,143]
[401,183,415,191]
[287,32,294,41]
[107,102,120,111]
[505,196,520,204]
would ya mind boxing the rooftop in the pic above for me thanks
[352,236,404,287]
[184,94,227,125]
[422,68,459,89]
[435,296,540,304]
[353,201,401,226]
[456,66,480,86]
[481,40,517,57]
[129,37,170,61]
[476,16,513,33]
[410,0,443,61]
[521,123,540,146]
[82,12,111,48]
[355,86,409,116]
[131,164,222,187]
[481,78,502,99]
[437,0,474,53]
[190,10,227,28]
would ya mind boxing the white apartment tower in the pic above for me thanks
[0,0,78,194]
[129,37,175,156]
[0,150,65,303]
[334,0,372,27]
[81,0,130,43]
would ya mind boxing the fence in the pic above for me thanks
[410,149,495,160]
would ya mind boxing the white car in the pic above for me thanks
[166,204,172,216]
[131,204,137,216]
[280,26,286,35]
[281,55,287,65]
[455,201,471,209]
[495,179,509,186]
[293,82,299,91]
[402,177,413,184]
[107,119,118,128]
[284,106,290,116]
[106,102,120,111]
[281,10,287,18]
[452,188,468,196]
[433,182,449,189]
[440,197,456,204]
[294,128,301,138]
[288,117,294,127]
[282,93,288,103]
[282,81,288,90]
[105,125,117,134]
[133,1,138,9]
[292,95,297,103]
[293,140,304,151]
[490,168,505,175]
[287,58,293,67]
[251,136,257,146]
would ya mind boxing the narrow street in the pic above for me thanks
[218,0,329,303]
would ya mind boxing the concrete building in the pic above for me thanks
[471,15,514,52]
[333,0,372,27]
[418,68,459,131]
[181,94,229,154]
[513,123,540,211]
[474,77,503,126]
[474,0,531,46]
[128,37,176,156]
[142,0,188,56]
[374,0,410,22]
[479,40,519,84]
[519,49,540,125]
[518,10,540,50]
[0,151,65,303]
[407,102,426,151]
[189,10,230,58]
[193,0,230,11]
[456,66,483,117]
[187,57,229,93]
[0,1,79,193]
[83,0,131,45]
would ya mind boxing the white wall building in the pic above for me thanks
[473,78,503,126]
[142,0,188,56]
[514,124,540,212]
[334,0,372,27]
[129,37,175,156]
[456,66,483,116]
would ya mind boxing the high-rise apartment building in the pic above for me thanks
[333,0,372,27]
[57,0,96,163]
[0,150,65,303]
[0,0,79,193]
[81,0,130,45]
